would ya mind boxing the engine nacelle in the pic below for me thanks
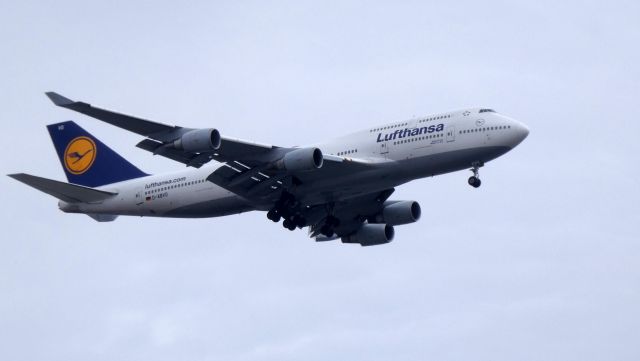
[173,128,221,152]
[375,200,421,226]
[275,147,323,171]
[342,224,395,246]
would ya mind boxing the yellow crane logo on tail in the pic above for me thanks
[64,136,97,174]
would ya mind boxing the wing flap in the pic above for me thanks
[206,162,285,201]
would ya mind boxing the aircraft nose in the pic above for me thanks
[503,117,529,148]
[516,122,529,142]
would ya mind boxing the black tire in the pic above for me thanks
[326,216,340,227]
[473,178,481,188]
[283,218,296,231]
[294,216,306,228]
[267,209,280,222]
[468,176,477,186]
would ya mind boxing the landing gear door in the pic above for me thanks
[446,125,456,142]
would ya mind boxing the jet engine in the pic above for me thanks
[173,128,221,152]
[342,224,394,246]
[374,200,421,226]
[275,147,324,171]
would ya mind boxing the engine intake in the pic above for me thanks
[275,147,323,171]
[173,128,221,152]
[375,200,421,226]
[342,224,394,246]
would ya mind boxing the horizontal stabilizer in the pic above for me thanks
[8,173,117,203]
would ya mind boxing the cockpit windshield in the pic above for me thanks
[479,109,496,113]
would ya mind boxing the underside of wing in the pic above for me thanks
[306,188,395,238]
[268,188,421,247]
[203,152,382,208]
[308,189,422,246]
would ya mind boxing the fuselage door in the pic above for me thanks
[446,125,456,142]
[134,187,145,206]
[379,141,389,158]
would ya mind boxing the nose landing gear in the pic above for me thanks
[468,161,483,188]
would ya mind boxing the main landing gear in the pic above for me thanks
[319,216,339,238]
[282,215,306,231]
[468,161,483,188]
[266,192,307,231]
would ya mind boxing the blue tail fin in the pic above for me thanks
[47,121,148,187]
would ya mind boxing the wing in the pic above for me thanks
[304,188,396,243]
[45,92,277,167]
[206,154,378,203]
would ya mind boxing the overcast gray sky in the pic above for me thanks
[1,1,639,360]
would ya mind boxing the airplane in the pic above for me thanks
[8,92,529,246]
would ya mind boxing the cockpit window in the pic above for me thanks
[479,109,496,113]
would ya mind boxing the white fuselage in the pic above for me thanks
[59,108,529,218]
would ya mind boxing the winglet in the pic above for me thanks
[45,91,76,106]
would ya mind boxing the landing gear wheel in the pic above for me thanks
[468,161,483,188]
[325,216,340,228]
[320,225,333,237]
[267,209,281,222]
[282,218,296,231]
[293,215,306,228]
[468,176,481,188]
